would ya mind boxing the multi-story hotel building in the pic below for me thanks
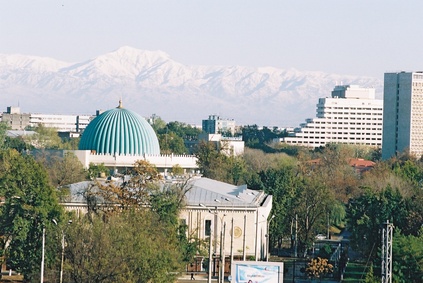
[281,85,383,148]
[382,72,423,159]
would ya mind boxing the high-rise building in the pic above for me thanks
[281,85,383,148]
[382,72,423,159]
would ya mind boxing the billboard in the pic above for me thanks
[230,261,284,283]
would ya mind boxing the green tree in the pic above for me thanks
[65,209,183,283]
[0,122,9,150]
[158,131,187,154]
[347,187,407,259]
[4,136,33,152]
[364,264,379,283]
[23,124,63,149]
[391,230,423,283]
[250,166,301,250]
[87,162,110,179]
[43,152,87,187]
[0,149,64,281]
[150,114,167,133]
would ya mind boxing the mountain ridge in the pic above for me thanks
[0,46,383,126]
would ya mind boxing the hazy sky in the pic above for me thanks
[1,0,423,79]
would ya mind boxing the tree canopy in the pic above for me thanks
[0,149,64,281]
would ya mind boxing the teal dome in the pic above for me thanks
[79,103,160,155]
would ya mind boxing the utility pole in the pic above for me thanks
[221,222,226,283]
[40,227,45,283]
[381,220,393,283]
[208,230,212,283]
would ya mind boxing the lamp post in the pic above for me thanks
[199,203,225,283]
[208,229,213,283]
[224,198,234,269]
[40,226,45,283]
[266,215,275,262]
[53,219,72,283]
[220,221,226,283]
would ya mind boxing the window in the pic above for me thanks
[205,220,211,236]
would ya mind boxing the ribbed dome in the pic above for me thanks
[79,103,160,156]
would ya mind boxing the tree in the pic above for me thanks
[93,160,163,213]
[306,257,333,281]
[364,263,379,283]
[65,210,184,283]
[43,152,87,187]
[87,162,110,180]
[250,166,301,251]
[0,149,64,281]
[194,140,228,180]
[346,187,407,259]
[0,122,9,150]
[158,131,187,154]
[392,230,423,283]
[4,136,33,152]
[23,124,62,149]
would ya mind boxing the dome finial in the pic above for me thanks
[118,98,123,108]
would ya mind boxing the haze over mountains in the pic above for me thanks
[0,46,382,127]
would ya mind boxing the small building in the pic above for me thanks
[198,133,245,156]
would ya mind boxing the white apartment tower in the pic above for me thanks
[382,72,423,159]
[282,85,383,148]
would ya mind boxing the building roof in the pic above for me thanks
[63,177,267,208]
[185,177,265,208]
[78,101,160,155]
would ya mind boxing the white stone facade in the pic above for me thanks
[382,72,423,159]
[282,85,383,148]
[70,150,199,175]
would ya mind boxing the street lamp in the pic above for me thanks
[266,215,275,262]
[200,203,226,283]
[41,226,45,283]
[52,219,72,283]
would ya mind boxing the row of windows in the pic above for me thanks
[286,140,380,146]
[322,106,382,110]
[287,136,381,141]
[305,122,382,127]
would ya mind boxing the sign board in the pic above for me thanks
[230,261,284,283]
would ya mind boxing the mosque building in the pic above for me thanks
[71,100,198,176]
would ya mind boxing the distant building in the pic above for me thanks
[202,115,236,136]
[1,106,94,132]
[382,72,423,159]
[198,133,245,156]
[1,107,30,130]
[281,85,383,148]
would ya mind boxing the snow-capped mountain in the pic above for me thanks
[0,46,382,127]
